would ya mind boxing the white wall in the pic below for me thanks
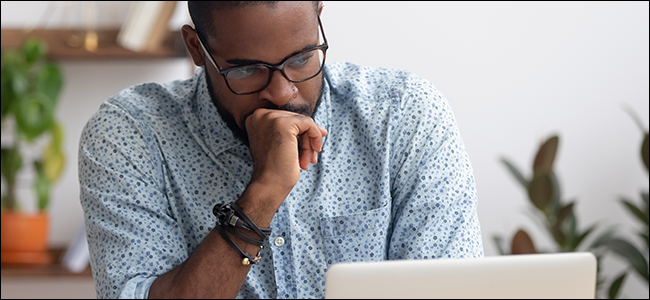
[2,1,648,298]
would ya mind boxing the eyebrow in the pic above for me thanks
[225,43,318,67]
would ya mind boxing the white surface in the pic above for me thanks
[325,252,597,299]
[1,1,648,298]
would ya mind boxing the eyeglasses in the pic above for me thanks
[197,16,329,95]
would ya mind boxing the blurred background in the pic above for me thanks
[1,1,648,298]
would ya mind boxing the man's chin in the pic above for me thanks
[204,69,324,148]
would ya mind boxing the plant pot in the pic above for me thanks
[1,212,52,264]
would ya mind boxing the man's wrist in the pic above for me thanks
[235,181,291,228]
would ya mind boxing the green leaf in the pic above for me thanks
[607,238,649,282]
[49,120,64,150]
[560,212,578,250]
[550,225,566,246]
[511,229,537,254]
[43,138,65,183]
[642,133,649,172]
[33,160,51,211]
[556,201,575,227]
[572,224,596,250]
[528,172,553,211]
[21,38,47,64]
[608,272,626,299]
[533,135,559,175]
[34,62,62,104]
[492,235,507,255]
[500,157,528,188]
[0,147,22,184]
[9,66,28,97]
[1,48,26,68]
[14,91,54,141]
[588,226,617,250]
[1,67,15,124]
[1,147,22,211]
[620,198,649,226]
[548,172,563,215]
[638,232,648,250]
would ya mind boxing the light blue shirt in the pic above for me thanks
[78,62,484,299]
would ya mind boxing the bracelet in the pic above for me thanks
[230,203,271,240]
[212,202,272,266]
[221,221,265,247]
[213,203,272,241]
[214,220,262,266]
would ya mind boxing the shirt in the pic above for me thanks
[78,61,484,299]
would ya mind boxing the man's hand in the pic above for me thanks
[245,108,327,195]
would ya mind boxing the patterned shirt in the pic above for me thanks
[78,61,484,299]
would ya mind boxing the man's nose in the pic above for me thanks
[258,70,295,107]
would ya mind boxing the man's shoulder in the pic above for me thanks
[103,70,204,118]
[324,61,442,107]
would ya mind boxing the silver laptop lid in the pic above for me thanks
[325,252,597,299]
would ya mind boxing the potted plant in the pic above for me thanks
[1,37,65,264]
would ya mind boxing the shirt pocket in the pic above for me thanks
[320,203,391,266]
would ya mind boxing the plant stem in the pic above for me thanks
[4,126,22,211]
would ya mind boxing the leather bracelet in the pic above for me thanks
[230,202,270,241]
[221,221,265,247]
[213,203,272,241]
[214,219,262,266]
[223,208,272,237]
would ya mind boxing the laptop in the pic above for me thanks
[325,252,597,299]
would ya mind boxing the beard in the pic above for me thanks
[204,68,324,147]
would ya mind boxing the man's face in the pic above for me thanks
[199,2,324,145]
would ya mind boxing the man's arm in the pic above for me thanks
[80,100,326,298]
[386,75,484,260]
[147,108,327,298]
[147,183,284,298]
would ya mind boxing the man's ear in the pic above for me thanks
[181,24,205,67]
[318,1,323,16]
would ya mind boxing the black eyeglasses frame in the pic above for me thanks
[196,15,329,95]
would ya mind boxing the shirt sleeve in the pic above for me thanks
[78,98,188,299]
[387,74,484,260]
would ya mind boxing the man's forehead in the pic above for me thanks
[207,2,319,63]
[208,2,317,43]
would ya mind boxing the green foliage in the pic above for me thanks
[608,272,626,300]
[494,110,649,298]
[605,112,649,298]
[494,135,615,297]
[0,37,65,212]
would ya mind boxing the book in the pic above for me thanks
[144,1,178,51]
[116,1,149,51]
[117,1,177,52]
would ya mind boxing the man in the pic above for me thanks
[78,1,483,298]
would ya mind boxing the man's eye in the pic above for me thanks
[288,52,314,67]
[229,66,263,79]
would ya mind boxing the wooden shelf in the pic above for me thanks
[1,28,187,60]
[1,248,92,278]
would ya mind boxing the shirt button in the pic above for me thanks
[274,237,285,247]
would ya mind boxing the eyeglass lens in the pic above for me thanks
[226,48,325,94]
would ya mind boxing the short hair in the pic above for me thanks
[188,1,319,41]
